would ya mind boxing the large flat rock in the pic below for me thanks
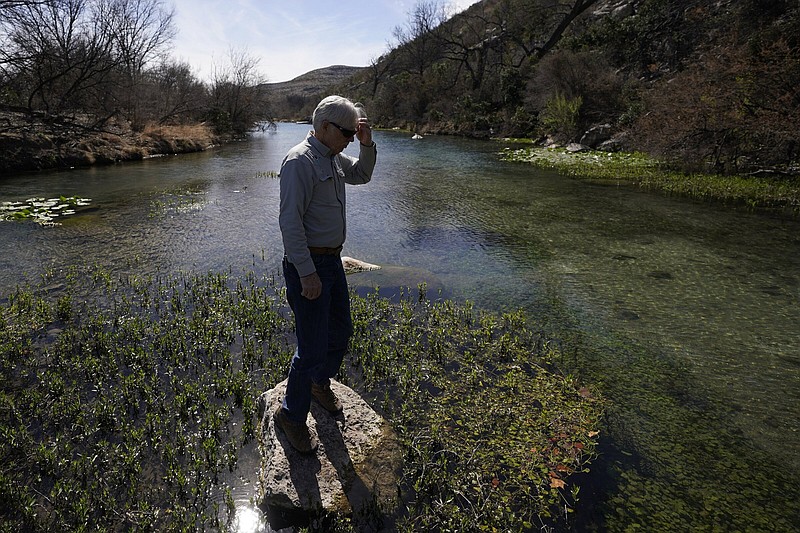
[256,380,401,521]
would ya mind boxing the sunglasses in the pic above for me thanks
[328,121,356,138]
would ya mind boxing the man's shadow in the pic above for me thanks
[265,403,386,531]
[312,408,383,529]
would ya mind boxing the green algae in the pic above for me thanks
[500,146,800,214]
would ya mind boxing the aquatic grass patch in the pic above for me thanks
[148,187,208,217]
[347,290,604,531]
[0,267,293,531]
[0,270,602,531]
[501,146,800,214]
[0,196,91,226]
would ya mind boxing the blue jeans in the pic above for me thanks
[282,254,353,423]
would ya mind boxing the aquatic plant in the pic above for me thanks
[500,146,800,214]
[347,288,603,531]
[0,268,602,531]
[148,188,207,218]
[0,196,91,226]
[0,267,291,531]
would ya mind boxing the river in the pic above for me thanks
[1,123,798,531]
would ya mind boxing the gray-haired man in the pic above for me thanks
[275,95,377,453]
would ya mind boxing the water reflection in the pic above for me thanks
[231,504,267,533]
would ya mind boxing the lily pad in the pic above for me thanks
[0,195,92,226]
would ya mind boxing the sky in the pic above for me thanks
[170,0,482,83]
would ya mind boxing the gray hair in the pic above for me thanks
[312,95,360,131]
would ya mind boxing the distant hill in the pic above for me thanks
[265,65,367,120]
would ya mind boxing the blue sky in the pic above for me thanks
[170,0,481,83]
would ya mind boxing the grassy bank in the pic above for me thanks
[500,145,800,216]
[0,112,219,174]
[0,267,602,532]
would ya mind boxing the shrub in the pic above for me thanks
[539,94,583,142]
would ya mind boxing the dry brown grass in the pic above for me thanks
[142,123,216,147]
[1,115,220,173]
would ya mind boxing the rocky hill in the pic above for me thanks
[265,65,367,121]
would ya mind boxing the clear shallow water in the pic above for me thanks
[2,123,799,530]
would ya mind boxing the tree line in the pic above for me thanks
[338,0,799,174]
[2,0,797,173]
[0,0,270,136]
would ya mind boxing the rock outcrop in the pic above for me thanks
[255,380,401,526]
[580,123,613,148]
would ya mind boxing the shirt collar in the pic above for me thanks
[307,131,333,158]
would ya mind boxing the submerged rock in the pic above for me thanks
[255,380,401,523]
[347,263,448,302]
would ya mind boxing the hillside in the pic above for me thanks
[265,65,367,120]
[281,0,799,175]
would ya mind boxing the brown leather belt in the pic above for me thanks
[308,246,343,255]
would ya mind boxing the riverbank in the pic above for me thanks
[0,110,220,175]
[500,143,800,216]
[6,113,799,218]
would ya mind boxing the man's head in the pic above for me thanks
[312,95,360,155]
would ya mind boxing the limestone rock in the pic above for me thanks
[592,1,636,19]
[597,138,622,152]
[341,256,381,274]
[580,123,612,148]
[612,2,635,19]
[256,380,401,521]
[566,142,591,153]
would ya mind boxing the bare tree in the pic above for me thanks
[208,47,272,135]
[392,0,448,77]
[106,0,174,75]
[501,0,599,64]
[368,51,397,97]
[0,1,48,8]
[99,0,175,126]
[385,1,449,118]
[0,0,118,115]
[436,4,503,91]
[0,0,174,125]
[142,58,205,124]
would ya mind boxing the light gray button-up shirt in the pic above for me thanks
[279,132,377,277]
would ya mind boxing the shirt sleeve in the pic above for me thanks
[340,141,377,184]
[279,155,316,277]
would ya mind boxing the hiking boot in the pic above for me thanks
[311,382,343,414]
[273,406,318,454]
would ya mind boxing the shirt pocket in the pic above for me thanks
[312,173,340,207]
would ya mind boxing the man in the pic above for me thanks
[275,95,376,453]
